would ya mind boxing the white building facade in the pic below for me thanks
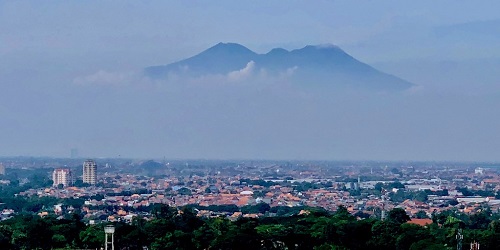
[52,168,72,187]
[83,159,97,185]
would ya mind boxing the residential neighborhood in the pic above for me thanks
[2,158,500,225]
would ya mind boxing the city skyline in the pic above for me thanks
[1,2,500,249]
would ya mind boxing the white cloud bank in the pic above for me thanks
[227,61,255,82]
[73,61,301,89]
[73,70,136,86]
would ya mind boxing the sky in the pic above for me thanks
[1,1,500,161]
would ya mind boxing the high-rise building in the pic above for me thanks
[52,168,72,187]
[0,163,5,175]
[83,159,97,185]
[71,148,78,158]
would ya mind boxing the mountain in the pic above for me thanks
[145,42,414,91]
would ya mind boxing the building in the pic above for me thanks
[70,148,78,158]
[52,168,72,187]
[0,163,5,175]
[83,159,97,185]
[474,167,484,175]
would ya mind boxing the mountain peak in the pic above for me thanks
[314,43,340,49]
[145,42,257,76]
[204,42,256,55]
[300,43,340,50]
[266,48,289,55]
[145,42,414,91]
[213,42,245,48]
[296,44,345,53]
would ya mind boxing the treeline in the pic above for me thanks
[186,203,307,216]
[1,205,500,249]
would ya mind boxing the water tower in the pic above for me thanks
[104,225,115,250]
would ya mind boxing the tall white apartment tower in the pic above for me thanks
[53,168,72,187]
[83,159,97,185]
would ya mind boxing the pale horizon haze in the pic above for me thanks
[1,1,500,161]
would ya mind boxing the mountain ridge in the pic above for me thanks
[145,42,414,91]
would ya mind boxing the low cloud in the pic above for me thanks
[281,66,298,78]
[73,70,137,86]
[74,61,302,90]
[227,61,255,82]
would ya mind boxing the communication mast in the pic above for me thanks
[381,188,386,220]
[470,241,480,250]
[456,229,463,250]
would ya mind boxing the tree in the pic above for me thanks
[0,225,13,249]
[387,208,410,224]
[447,199,458,206]
[19,216,55,249]
[151,230,193,250]
[375,182,384,192]
[333,205,353,221]
[443,216,465,229]
[414,210,428,219]
[144,219,176,244]
[10,229,28,249]
[457,187,474,196]
[309,217,335,243]
[151,204,176,219]
[410,239,445,250]
[241,203,271,214]
[391,168,402,175]
[193,222,217,249]
[256,224,291,248]
[413,191,428,202]
[315,243,347,250]
[115,222,146,249]
[211,218,260,250]
[368,220,399,250]
[389,181,405,189]
[74,180,90,187]
[177,187,192,195]
[79,225,104,249]
[51,234,67,248]
[396,223,431,250]
[470,210,491,229]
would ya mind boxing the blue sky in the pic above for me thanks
[1,1,500,161]
[2,1,499,66]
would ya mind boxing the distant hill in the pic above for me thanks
[145,42,414,91]
[139,160,163,169]
[138,160,164,176]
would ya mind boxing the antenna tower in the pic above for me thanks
[381,189,386,220]
[456,228,463,250]
[470,241,480,250]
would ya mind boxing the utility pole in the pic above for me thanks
[381,189,386,220]
[470,241,480,250]
[456,228,463,250]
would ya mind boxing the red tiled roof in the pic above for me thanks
[407,218,433,226]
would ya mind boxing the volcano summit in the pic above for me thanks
[145,42,414,91]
